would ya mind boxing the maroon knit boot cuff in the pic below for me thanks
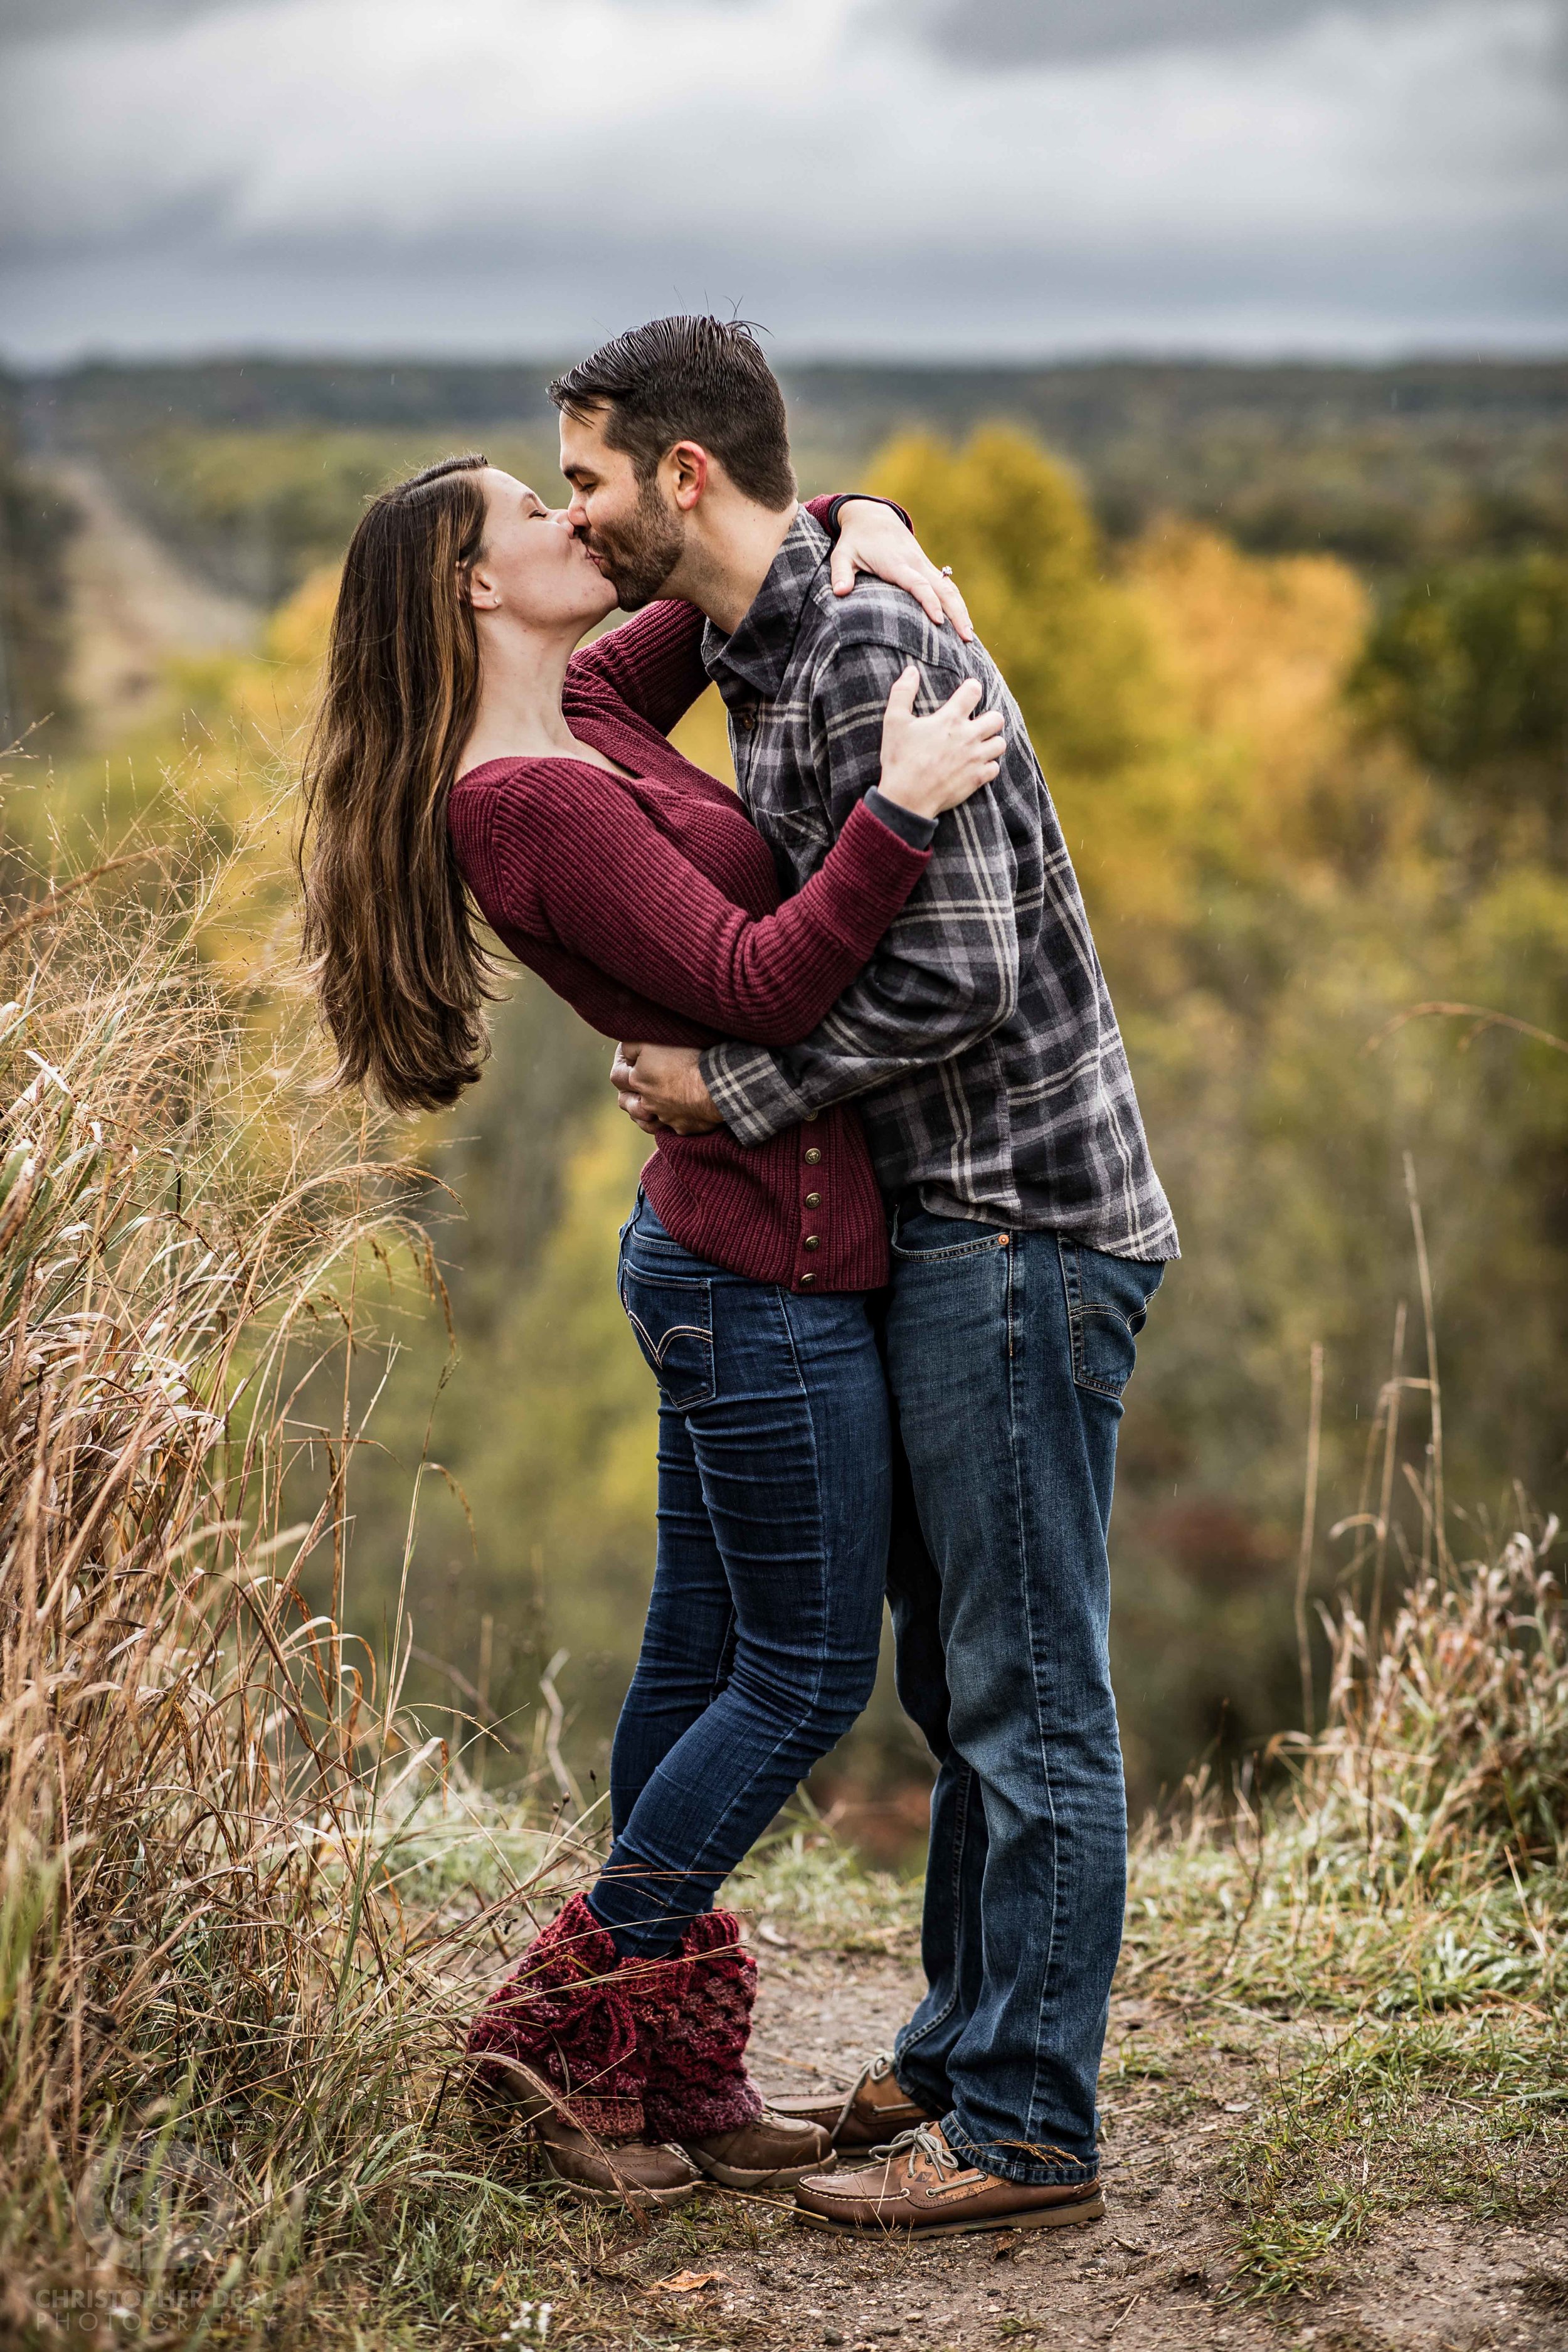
[617,1941,696,2029]
[465,1891,644,2138]
[640,1907,764,2140]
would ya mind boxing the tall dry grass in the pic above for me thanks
[1212,1503,1567,2301]
[0,823,595,2343]
[1311,1518,1567,1876]
[1123,1298,1567,2022]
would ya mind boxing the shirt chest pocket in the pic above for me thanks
[760,802,835,882]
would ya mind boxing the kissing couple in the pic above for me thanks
[300,315,1177,2235]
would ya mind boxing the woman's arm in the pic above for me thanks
[509,930,710,1050]
[476,765,930,1047]
[471,664,1001,1047]
[564,596,711,737]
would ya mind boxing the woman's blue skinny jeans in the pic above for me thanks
[585,1195,889,1957]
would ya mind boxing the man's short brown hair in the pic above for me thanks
[549,315,796,510]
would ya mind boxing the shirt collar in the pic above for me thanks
[702,506,829,701]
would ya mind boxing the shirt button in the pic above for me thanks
[799,1271,816,1286]
[803,1234,820,1251]
[805,1192,820,1209]
[803,1147,822,1165]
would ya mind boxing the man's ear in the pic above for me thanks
[666,440,711,514]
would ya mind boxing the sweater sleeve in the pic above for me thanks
[479,766,931,1047]
[563,494,908,735]
[566,600,710,737]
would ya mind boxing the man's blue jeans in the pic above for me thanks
[882,1206,1163,2186]
[588,1195,889,1957]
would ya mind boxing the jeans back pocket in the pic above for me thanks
[619,1262,716,1409]
[1059,1241,1164,1399]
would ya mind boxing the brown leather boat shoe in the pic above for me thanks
[681,2109,835,2190]
[792,2123,1104,2236]
[769,2051,935,2150]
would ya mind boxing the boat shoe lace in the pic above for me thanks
[880,2124,964,2183]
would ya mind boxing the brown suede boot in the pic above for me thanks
[627,1909,834,2191]
[533,2108,701,2206]
[465,1892,698,2206]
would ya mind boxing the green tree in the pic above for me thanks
[1353,554,1568,854]
[0,395,77,746]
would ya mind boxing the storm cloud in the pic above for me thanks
[1,0,1562,362]
[911,0,1465,65]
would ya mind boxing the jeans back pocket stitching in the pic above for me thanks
[621,1308,712,1371]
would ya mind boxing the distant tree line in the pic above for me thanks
[0,385,75,744]
[13,353,1568,602]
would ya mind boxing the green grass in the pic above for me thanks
[1123,1818,1565,2016]
[728,1816,922,1954]
[1227,2015,1568,2301]
[1119,1683,1567,2304]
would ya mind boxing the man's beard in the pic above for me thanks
[591,473,686,609]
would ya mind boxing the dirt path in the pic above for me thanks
[538,1943,1568,2351]
[54,460,259,742]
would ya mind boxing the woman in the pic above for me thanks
[299,455,1000,2206]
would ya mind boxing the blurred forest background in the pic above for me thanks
[3,352,1565,1847]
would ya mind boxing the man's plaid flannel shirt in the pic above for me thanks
[697,509,1179,1263]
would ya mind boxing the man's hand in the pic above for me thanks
[610,1044,660,1135]
[611,1042,724,1136]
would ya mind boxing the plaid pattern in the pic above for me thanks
[698,511,1179,1261]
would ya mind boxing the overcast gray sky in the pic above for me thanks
[1,0,1563,364]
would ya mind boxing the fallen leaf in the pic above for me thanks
[645,2269,734,2295]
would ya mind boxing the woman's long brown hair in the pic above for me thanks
[299,453,499,1112]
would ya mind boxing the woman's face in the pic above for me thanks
[469,469,618,630]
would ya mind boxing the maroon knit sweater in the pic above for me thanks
[447,505,930,1293]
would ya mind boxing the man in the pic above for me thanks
[554,315,1178,2235]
